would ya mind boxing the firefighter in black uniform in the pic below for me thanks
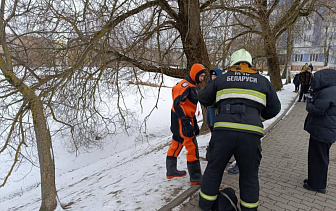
[198,49,281,210]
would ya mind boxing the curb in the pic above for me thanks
[158,92,299,211]
[263,92,299,135]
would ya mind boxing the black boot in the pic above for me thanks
[303,179,326,194]
[187,160,202,185]
[166,156,187,179]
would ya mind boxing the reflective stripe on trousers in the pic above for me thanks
[199,190,217,201]
[240,199,259,209]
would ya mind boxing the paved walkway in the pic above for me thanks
[178,102,336,211]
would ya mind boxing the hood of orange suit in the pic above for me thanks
[189,63,206,83]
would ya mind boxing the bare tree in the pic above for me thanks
[0,1,166,210]
[322,23,335,67]
[0,0,59,209]
[281,24,295,84]
[212,0,316,90]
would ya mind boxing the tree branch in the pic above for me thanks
[200,0,219,11]
[107,50,187,78]
[158,0,179,21]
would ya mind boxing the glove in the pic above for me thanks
[181,117,194,137]
[193,116,200,136]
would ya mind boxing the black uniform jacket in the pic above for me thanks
[199,64,281,136]
[304,69,336,143]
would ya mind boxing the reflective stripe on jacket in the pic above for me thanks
[216,88,266,106]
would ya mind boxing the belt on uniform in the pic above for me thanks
[221,104,259,114]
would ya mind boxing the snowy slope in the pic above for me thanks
[0,71,297,211]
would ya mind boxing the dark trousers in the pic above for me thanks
[294,84,300,92]
[308,137,332,189]
[199,130,261,211]
[299,84,310,101]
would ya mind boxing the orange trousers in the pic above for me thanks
[167,132,199,162]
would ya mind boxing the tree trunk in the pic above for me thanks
[257,1,283,91]
[177,0,210,71]
[281,60,289,82]
[282,25,294,84]
[324,34,332,67]
[0,2,57,207]
[264,35,283,90]
[176,0,211,131]
[31,97,57,211]
[0,67,58,210]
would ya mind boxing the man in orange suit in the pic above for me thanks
[166,63,206,185]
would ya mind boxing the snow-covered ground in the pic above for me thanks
[0,71,298,211]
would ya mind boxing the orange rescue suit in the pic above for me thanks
[167,64,205,162]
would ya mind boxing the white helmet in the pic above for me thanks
[229,49,252,67]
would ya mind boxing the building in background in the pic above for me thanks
[291,8,336,71]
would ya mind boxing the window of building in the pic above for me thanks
[318,54,324,62]
[294,35,300,44]
[304,35,311,41]
[306,24,312,30]
[294,54,303,61]
[310,54,318,61]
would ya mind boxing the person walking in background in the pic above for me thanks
[298,66,313,102]
[166,63,206,185]
[293,73,300,93]
[308,63,314,72]
[206,68,222,132]
[198,49,281,210]
[303,68,336,194]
